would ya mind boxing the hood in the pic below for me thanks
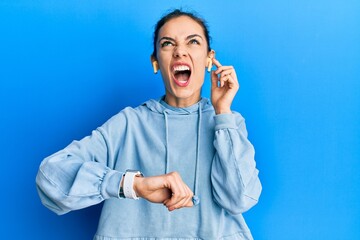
[143,96,214,115]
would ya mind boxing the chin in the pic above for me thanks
[173,89,201,101]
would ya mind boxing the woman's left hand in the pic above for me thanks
[210,58,239,114]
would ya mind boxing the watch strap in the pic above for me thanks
[119,174,126,198]
[123,170,143,199]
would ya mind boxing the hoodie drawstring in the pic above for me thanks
[192,103,201,206]
[163,110,170,174]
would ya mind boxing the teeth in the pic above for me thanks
[173,65,190,72]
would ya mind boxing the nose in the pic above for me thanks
[173,45,188,58]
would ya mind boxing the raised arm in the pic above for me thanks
[36,111,195,215]
[36,115,124,215]
[210,58,261,215]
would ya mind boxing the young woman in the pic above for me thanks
[36,9,262,240]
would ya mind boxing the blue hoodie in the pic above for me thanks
[36,97,262,240]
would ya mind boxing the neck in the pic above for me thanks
[164,94,201,108]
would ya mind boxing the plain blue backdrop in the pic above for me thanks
[1,0,359,239]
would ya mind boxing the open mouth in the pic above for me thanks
[172,64,191,87]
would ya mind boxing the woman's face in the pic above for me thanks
[155,16,209,107]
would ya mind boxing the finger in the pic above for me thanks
[163,174,193,210]
[220,74,237,89]
[211,70,219,88]
[212,58,222,68]
[167,196,192,211]
[162,172,188,206]
[212,70,235,88]
[218,67,238,87]
[167,186,193,211]
[226,75,240,90]
[218,71,232,88]
[165,183,190,209]
[215,66,235,75]
[219,68,236,79]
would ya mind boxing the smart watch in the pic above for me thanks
[123,169,143,200]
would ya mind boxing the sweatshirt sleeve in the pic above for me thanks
[35,115,125,215]
[211,113,262,215]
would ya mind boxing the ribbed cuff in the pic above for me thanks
[214,113,237,131]
[101,170,124,199]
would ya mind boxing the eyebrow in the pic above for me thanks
[158,34,203,43]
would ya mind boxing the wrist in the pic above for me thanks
[133,175,144,198]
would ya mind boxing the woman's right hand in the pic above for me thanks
[133,171,194,211]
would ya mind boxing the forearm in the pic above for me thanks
[36,158,122,215]
[35,130,122,215]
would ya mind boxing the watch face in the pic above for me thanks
[119,187,125,198]
[126,170,143,176]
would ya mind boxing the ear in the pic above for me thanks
[208,49,215,59]
[150,55,159,74]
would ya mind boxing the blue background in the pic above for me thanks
[1,0,359,239]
